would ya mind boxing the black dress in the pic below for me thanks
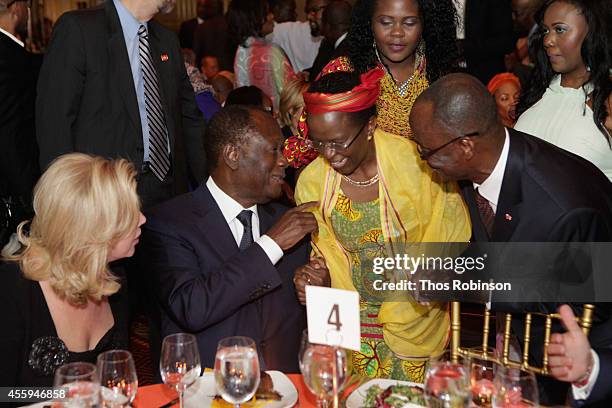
[0,262,129,387]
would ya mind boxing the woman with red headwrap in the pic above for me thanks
[294,68,470,382]
[487,73,521,128]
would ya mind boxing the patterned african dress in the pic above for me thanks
[330,191,427,383]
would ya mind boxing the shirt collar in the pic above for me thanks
[206,177,258,224]
[0,28,24,47]
[334,32,347,49]
[473,128,510,212]
[113,0,144,42]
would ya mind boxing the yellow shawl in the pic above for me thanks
[295,129,471,358]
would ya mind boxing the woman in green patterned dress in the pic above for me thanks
[294,69,471,382]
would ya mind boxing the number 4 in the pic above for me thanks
[327,304,342,330]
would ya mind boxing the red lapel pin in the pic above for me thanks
[505,213,512,221]
[161,54,169,62]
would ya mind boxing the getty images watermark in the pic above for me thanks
[370,254,512,292]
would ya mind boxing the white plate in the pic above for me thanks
[184,371,298,408]
[345,378,425,408]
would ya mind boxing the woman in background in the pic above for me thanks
[488,73,521,128]
[515,0,612,181]
[228,0,296,112]
[0,153,145,386]
[283,0,458,167]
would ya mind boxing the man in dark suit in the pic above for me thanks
[36,0,206,209]
[409,73,612,406]
[0,0,41,246]
[178,0,217,50]
[192,0,233,72]
[140,105,321,372]
[460,0,516,84]
[309,0,351,80]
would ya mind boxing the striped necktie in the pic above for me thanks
[138,24,171,181]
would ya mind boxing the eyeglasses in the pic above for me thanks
[306,120,369,153]
[413,131,479,160]
[6,0,30,8]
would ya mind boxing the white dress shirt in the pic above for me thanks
[573,349,600,401]
[472,129,510,214]
[0,28,24,47]
[266,21,322,72]
[334,32,348,49]
[206,177,283,264]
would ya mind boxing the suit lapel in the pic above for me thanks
[493,130,523,242]
[146,23,175,152]
[192,185,240,259]
[460,181,490,242]
[106,0,142,138]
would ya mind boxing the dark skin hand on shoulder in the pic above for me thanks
[266,201,319,251]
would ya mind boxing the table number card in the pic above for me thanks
[305,286,360,351]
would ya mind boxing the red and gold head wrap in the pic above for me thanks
[487,73,521,95]
[283,58,384,168]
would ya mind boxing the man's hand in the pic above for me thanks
[293,257,331,305]
[547,304,593,383]
[267,202,318,250]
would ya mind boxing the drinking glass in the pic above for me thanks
[160,333,202,408]
[214,336,260,408]
[298,329,309,371]
[301,344,348,408]
[469,347,498,408]
[97,350,138,407]
[492,367,538,408]
[53,362,100,408]
[424,351,471,408]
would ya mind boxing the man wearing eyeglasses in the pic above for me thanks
[409,73,612,406]
[0,0,41,247]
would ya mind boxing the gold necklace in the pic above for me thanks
[341,173,379,187]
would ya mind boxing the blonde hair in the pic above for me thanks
[6,153,141,306]
[279,77,309,128]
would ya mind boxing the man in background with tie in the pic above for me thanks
[409,73,612,406]
[36,0,206,209]
[140,105,323,371]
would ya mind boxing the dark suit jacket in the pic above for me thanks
[193,15,235,72]
[178,17,198,49]
[35,1,207,193]
[463,0,516,84]
[309,37,349,80]
[140,184,308,372]
[461,129,612,405]
[0,32,40,201]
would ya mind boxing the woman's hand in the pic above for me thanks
[293,257,331,305]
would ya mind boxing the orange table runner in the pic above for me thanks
[133,374,364,407]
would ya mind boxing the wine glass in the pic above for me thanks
[298,329,309,371]
[53,362,100,408]
[468,347,498,408]
[160,333,202,408]
[301,343,348,408]
[424,351,471,408]
[214,336,261,408]
[492,367,539,408]
[97,350,138,407]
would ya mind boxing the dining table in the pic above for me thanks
[133,373,367,408]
